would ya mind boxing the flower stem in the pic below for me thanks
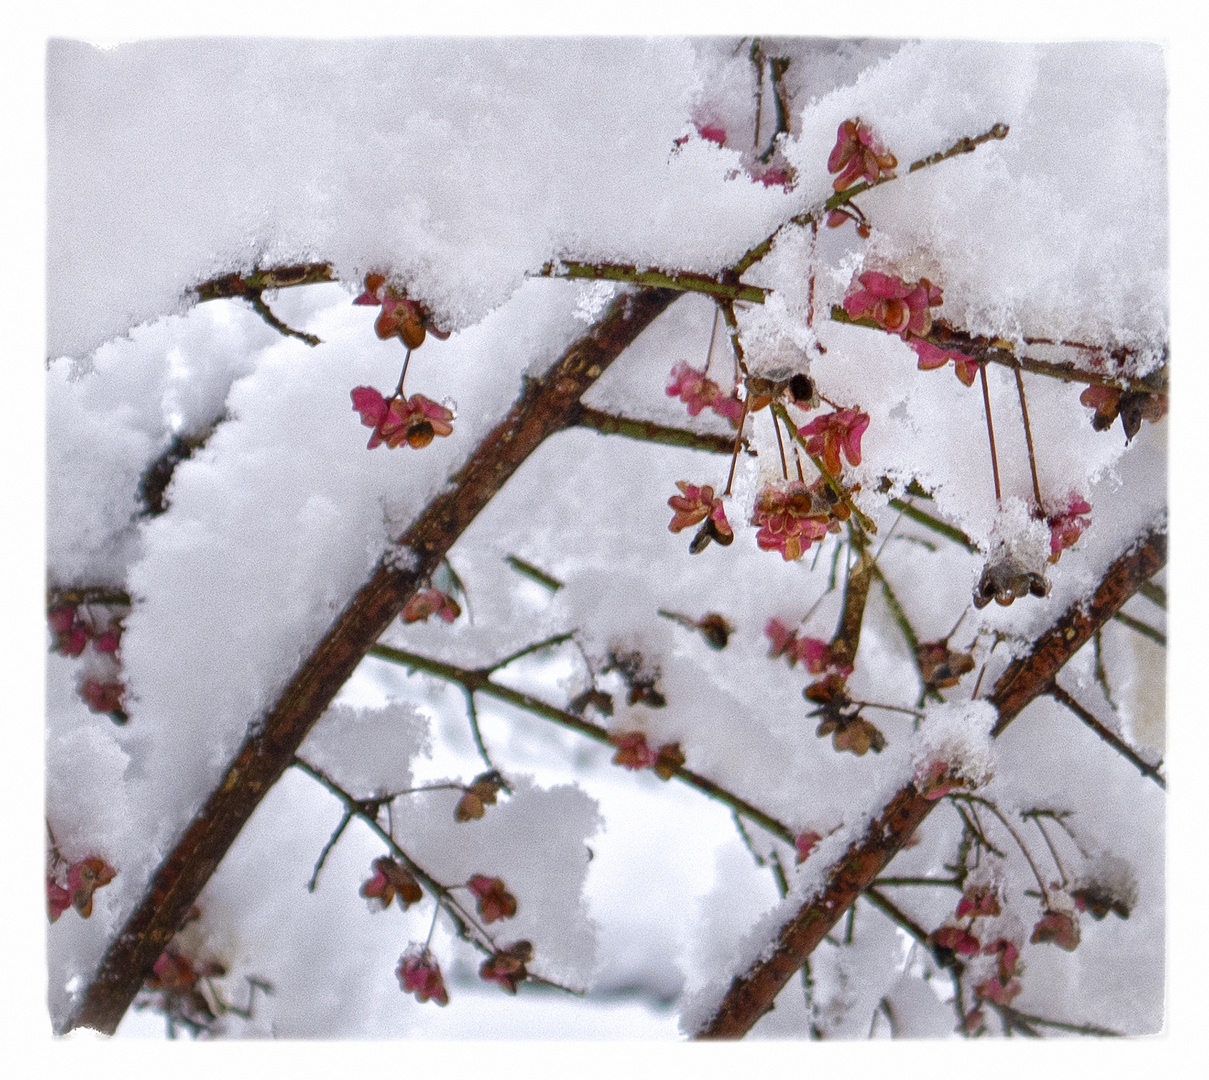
[1013,368,1044,514]
[978,363,1002,502]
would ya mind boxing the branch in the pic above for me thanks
[1047,682,1165,789]
[886,498,979,554]
[1112,610,1166,647]
[538,260,769,305]
[366,643,796,846]
[568,404,744,456]
[196,263,337,345]
[692,523,1166,1039]
[64,284,681,1035]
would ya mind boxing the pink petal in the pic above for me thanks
[351,386,388,427]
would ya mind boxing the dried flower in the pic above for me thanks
[397,949,450,1006]
[827,118,897,192]
[909,338,980,387]
[916,641,976,690]
[982,937,1022,984]
[932,924,982,961]
[402,588,461,624]
[973,557,1049,609]
[361,856,423,911]
[667,482,734,553]
[455,772,505,823]
[80,678,126,718]
[1030,909,1080,951]
[816,713,887,756]
[974,976,1022,1006]
[1047,496,1092,563]
[66,856,117,919]
[843,272,941,339]
[653,742,686,780]
[798,409,870,475]
[751,482,833,562]
[608,731,658,771]
[479,941,533,994]
[467,875,518,923]
[1079,385,1167,442]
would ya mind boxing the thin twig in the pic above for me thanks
[1013,368,1044,514]
[1048,682,1165,789]
[489,631,578,672]
[503,555,564,593]
[1093,628,1118,712]
[871,876,963,890]
[244,290,322,347]
[770,407,790,480]
[989,1002,1122,1038]
[307,810,352,893]
[569,404,745,457]
[1112,611,1166,647]
[1138,581,1166,610]
[978,363,1002,502]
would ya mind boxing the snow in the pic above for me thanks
[44,35,1168,1041]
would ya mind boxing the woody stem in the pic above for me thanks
[724,395,751,496]
[392,348,414,399]
[978,362,1002,502]
[770,408,790,480]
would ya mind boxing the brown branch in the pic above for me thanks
[692,523,1166,1039]
[829,534,874,671]
[568,404,744,456]
[64,284,680,1035]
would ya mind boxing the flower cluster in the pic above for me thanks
[843,272,941,341]
[751,480,840,562]
[47,855,117,923]
[806,676,886,756]
[798,409,869,475]
[765,618,853,677]
[666,362,744,427]
[827,118,897,193]
[911,338,980,387]
[667,481,734,554]
[351,386,455,450]
[401,588,461,624]
[467,875,518,923]
[397,949,449,1006]
[360,856,423,911]
[1047,495,1092,562]
[354,273,450,350]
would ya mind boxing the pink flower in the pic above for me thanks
[351,387,455,450]
[827,118,897,192]
[697,123,727,145]
[468,875,518,923]
[798,409,870,475]
[65,857,117,919]
[608,731,658,771]
[93,627,122,653]
[47,877,72,923]
[1030,909,1080,951]
[975,976,1022,1006]
[1047,496,1092,562]
[909,339,979,387]
[916,760,966,801]
[765,617,798,661]
[932,924,982,959]
[360,856,423,911]
[956,884,1002,920]
[665,362,744,426]
[49,604,90,657]
[751,482,832,562]
[80,679,125,716]
[479,941,533,995]
[795,831,822,864]
[764,619,851,676]
[402,588,461,624]
[843,272,942,339]
[667,482,734,552]
[397,949,450,1006]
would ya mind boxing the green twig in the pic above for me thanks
[503,556,564,593]
[1112,611,1166,647]
[539,260,768,305]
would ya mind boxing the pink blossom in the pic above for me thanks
[667,482,733,543]
[843,272,942,339]
[354,273,449,349]
[665,362,743,426]
[751,482,831,561]
[697,123,727,145]
[397,950,450,1006]
[983,937,1021,984]
[351,387,455,450]
[909,338,979,387]
[932,924,982,958]
[402,588,461,624]
[764,619,850,676]
[916,759,964,801]
[608,731,658,771]
[1047,496,1092,562]
[93,627,122,653]
[764,617,798,660]
[467,875,518,923]
[956,884,1002,920]
[828,118,897,192]
[795,831,822,864]
[360,856,423,910]
[798,409,869,476]
[975,976,1022,1006]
